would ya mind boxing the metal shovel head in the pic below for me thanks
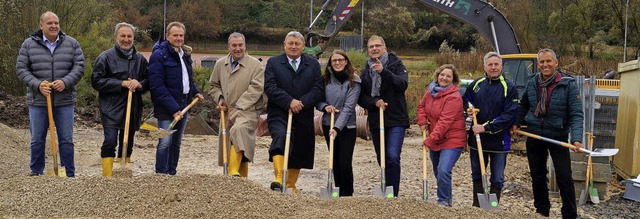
[589,187,600,204]
[578,189,588,205]
[374,186,394,198]
[46,168,66,177]
[477,193,499,210]
[320,186,340,199]
[589,148,619,157]
[283,187,293,194]
[139,128,176,139]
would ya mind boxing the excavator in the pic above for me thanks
[303,0,538,91]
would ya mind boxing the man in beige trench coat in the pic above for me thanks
[209,32,265,177]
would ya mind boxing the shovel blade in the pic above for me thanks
[139,128,176,139]
[320,187,340,199]
[589,148,619,157]
[283,187,293,194]
[374,186,394,198]
[477,193,499,210]
[589,187,600,204]
[46,168,66,177]
[578,189,588,206]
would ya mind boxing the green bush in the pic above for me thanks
[193,67,214,95]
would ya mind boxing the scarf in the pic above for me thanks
[428,81,452,97]
[534,71,559,117]
[115,43,134,59]
[332,69,349,83]
[367,52,389,97]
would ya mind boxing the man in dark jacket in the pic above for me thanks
[463,52,518,207]
[91,22,148,177]
[16,11,85,177]
[264,31,323,193]
[148,22,204,175]
[512,48,583,218]
[358,35,409,197]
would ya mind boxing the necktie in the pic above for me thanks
[291,59,297,72]
[232,60,238,70]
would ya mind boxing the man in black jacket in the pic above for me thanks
[358,35,409,197]
[91,22,148,177]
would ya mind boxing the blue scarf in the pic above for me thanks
[429,81,452,97]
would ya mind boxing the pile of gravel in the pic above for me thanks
[0,175,535,218]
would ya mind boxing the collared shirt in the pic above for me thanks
[287,56,300,71]
[178,48,190,94]
[231,56,243,70]
[43,34,59,54]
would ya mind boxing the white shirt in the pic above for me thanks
[178,48,190,94]
[287,56,300,71]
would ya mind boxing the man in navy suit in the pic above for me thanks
[264,31,324,193]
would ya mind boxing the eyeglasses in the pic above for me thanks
[332,58,346,64]
[368,44,384,49]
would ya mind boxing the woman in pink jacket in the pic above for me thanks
[416,64,466,206]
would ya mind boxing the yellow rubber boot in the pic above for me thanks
[239,162,249,177]
[228,145,242,176]
[286,169,301,193]
[101,157,114,178]
[271,155,284,191]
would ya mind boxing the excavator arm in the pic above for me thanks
[304,0,362,58]
[304,0,521,57]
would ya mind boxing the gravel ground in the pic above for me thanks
[0,120,638,218]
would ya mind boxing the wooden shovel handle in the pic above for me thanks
[120,90,133,167]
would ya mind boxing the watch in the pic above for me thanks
[235,105,243,110]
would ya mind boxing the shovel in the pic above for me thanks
[142,98,200,139]
[281,110,294,194]
[373,103,394,198]
[43,83,65,177]
[578,133,593,205]
[320,109,340,199]
[515,130,619,157]
[469,103,499,210]
[119,90,133,169]
[587,134,600,204]
[217,105,229,175]
[421,129,429,201]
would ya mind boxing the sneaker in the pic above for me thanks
[28,172,42,176]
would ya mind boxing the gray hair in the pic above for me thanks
[114,22,135,35]
[483,52,502,66]
[228,32,245,44]
[284,31,305,43]
[537,48,558,60]
[166,21,186,34]
[368,35,386,46]
[39,11,58,24]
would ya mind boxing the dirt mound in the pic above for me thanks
[0,122,31,179]
[0,174,534,218]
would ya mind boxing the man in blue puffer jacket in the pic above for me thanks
[16,11,85,177]
[148,22,204,175]
[513,48,583,218]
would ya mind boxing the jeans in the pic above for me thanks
[155,112,188,175]
[101,126,135,158]
[370,126,405,197]
[527,137,577,219]
[469,148,507,189]
[430,147,463,206]
[323,126,356,196]
[29,104,75,177]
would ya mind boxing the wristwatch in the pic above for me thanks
[235,105,243,110]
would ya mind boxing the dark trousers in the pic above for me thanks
[526,137,577,219]
[322,126,356,196]
[101,126,135,158]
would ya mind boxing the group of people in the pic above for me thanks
[17,11,585,218]
[416,50,583,219]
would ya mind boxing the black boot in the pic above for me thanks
[472,180,483,207]
[490,186,502,203]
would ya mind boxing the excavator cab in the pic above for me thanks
[502,54,538,96]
